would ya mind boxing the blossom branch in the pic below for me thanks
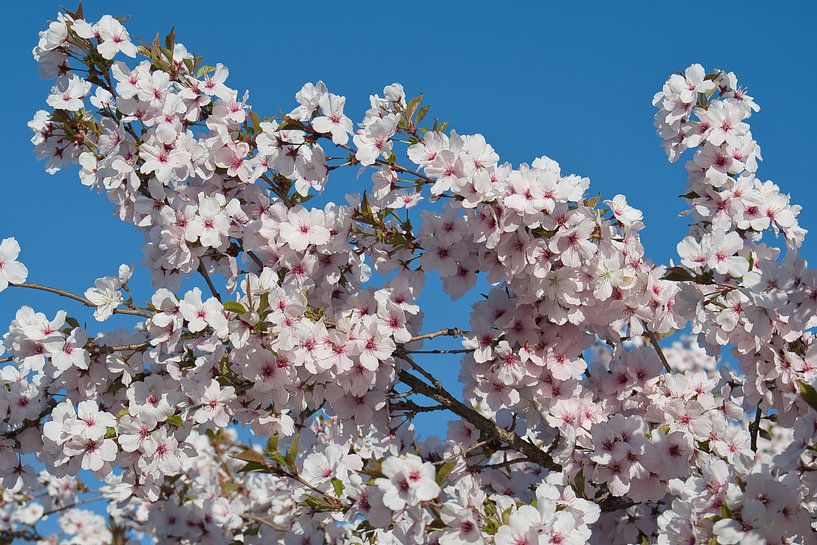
[645,328,672,373]
[396,361,560,472]
[749,403,763,452]
[197,262,222,302]
[9,282,151,318]
[406,328,465,344]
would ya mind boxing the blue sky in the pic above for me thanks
[1,0,816,455]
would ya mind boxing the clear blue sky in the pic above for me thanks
[1,2,816,434]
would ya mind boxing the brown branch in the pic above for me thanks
[480,457,531,470]
[645,328,672,373]
[10,282,152,318]
[41,496,103,517]
[246,514,291,533]
[89,342,151,355]
[197,262,222,302]
[406,348,474,355]
[396,361,560,472]
[407,328,465,344]
[389,400,446,413]
[750,403,763,452]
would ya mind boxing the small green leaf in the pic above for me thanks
[573,468,586,498]
[415,105,430,124]
[237,461,269,473]
[233,449,266,465]
[196,65,216,78]
[405,94,423,119]
[166,415,184,427]
[222,301,247,314]
[285,432,300,472]
[797,380,817,412]
[331,477,345,497]
[164,27,176,51]
[662,266,695,282]
[265,434,279,455]
[435,459,456,486]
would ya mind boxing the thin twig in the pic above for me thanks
[407,328,465,344]
[10,282,152,318]
[396,354,560,472]
[246,514,291,532]
[406,348,474,355]
[89,342,151,355]
[645,328,672,373]
[41,496,104,517]
[197,262,222,302]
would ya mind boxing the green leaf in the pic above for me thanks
[233,449,266,465]
[360,192,373,223]
[196,65,216,78]
[265,434,279,455]
[257,293,270,315]
[285,432,300,472]
[301,496,324,509]
[662,266,696,282]
[331,477,345,497]
[405,94,423,120]
[415,105,430,124]
[166,415,184,427]
[164,27,176,52]
[573,468,586,498]
[797,380,817,412]
[435,459,456,486]
[237,461,269,473]
[222,301,247,314]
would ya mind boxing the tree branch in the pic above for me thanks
[407,327,465,344]
[750,403,763,452]
[10,282,152,318]
[406,348,474,355]
[389,400,446,413]
[645,328,672,373]
[396,363,560,472]
[197,262,222,302]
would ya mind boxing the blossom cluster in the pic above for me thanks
[0,6,814,545]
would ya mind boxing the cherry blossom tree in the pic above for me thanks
[1,5,816,544]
